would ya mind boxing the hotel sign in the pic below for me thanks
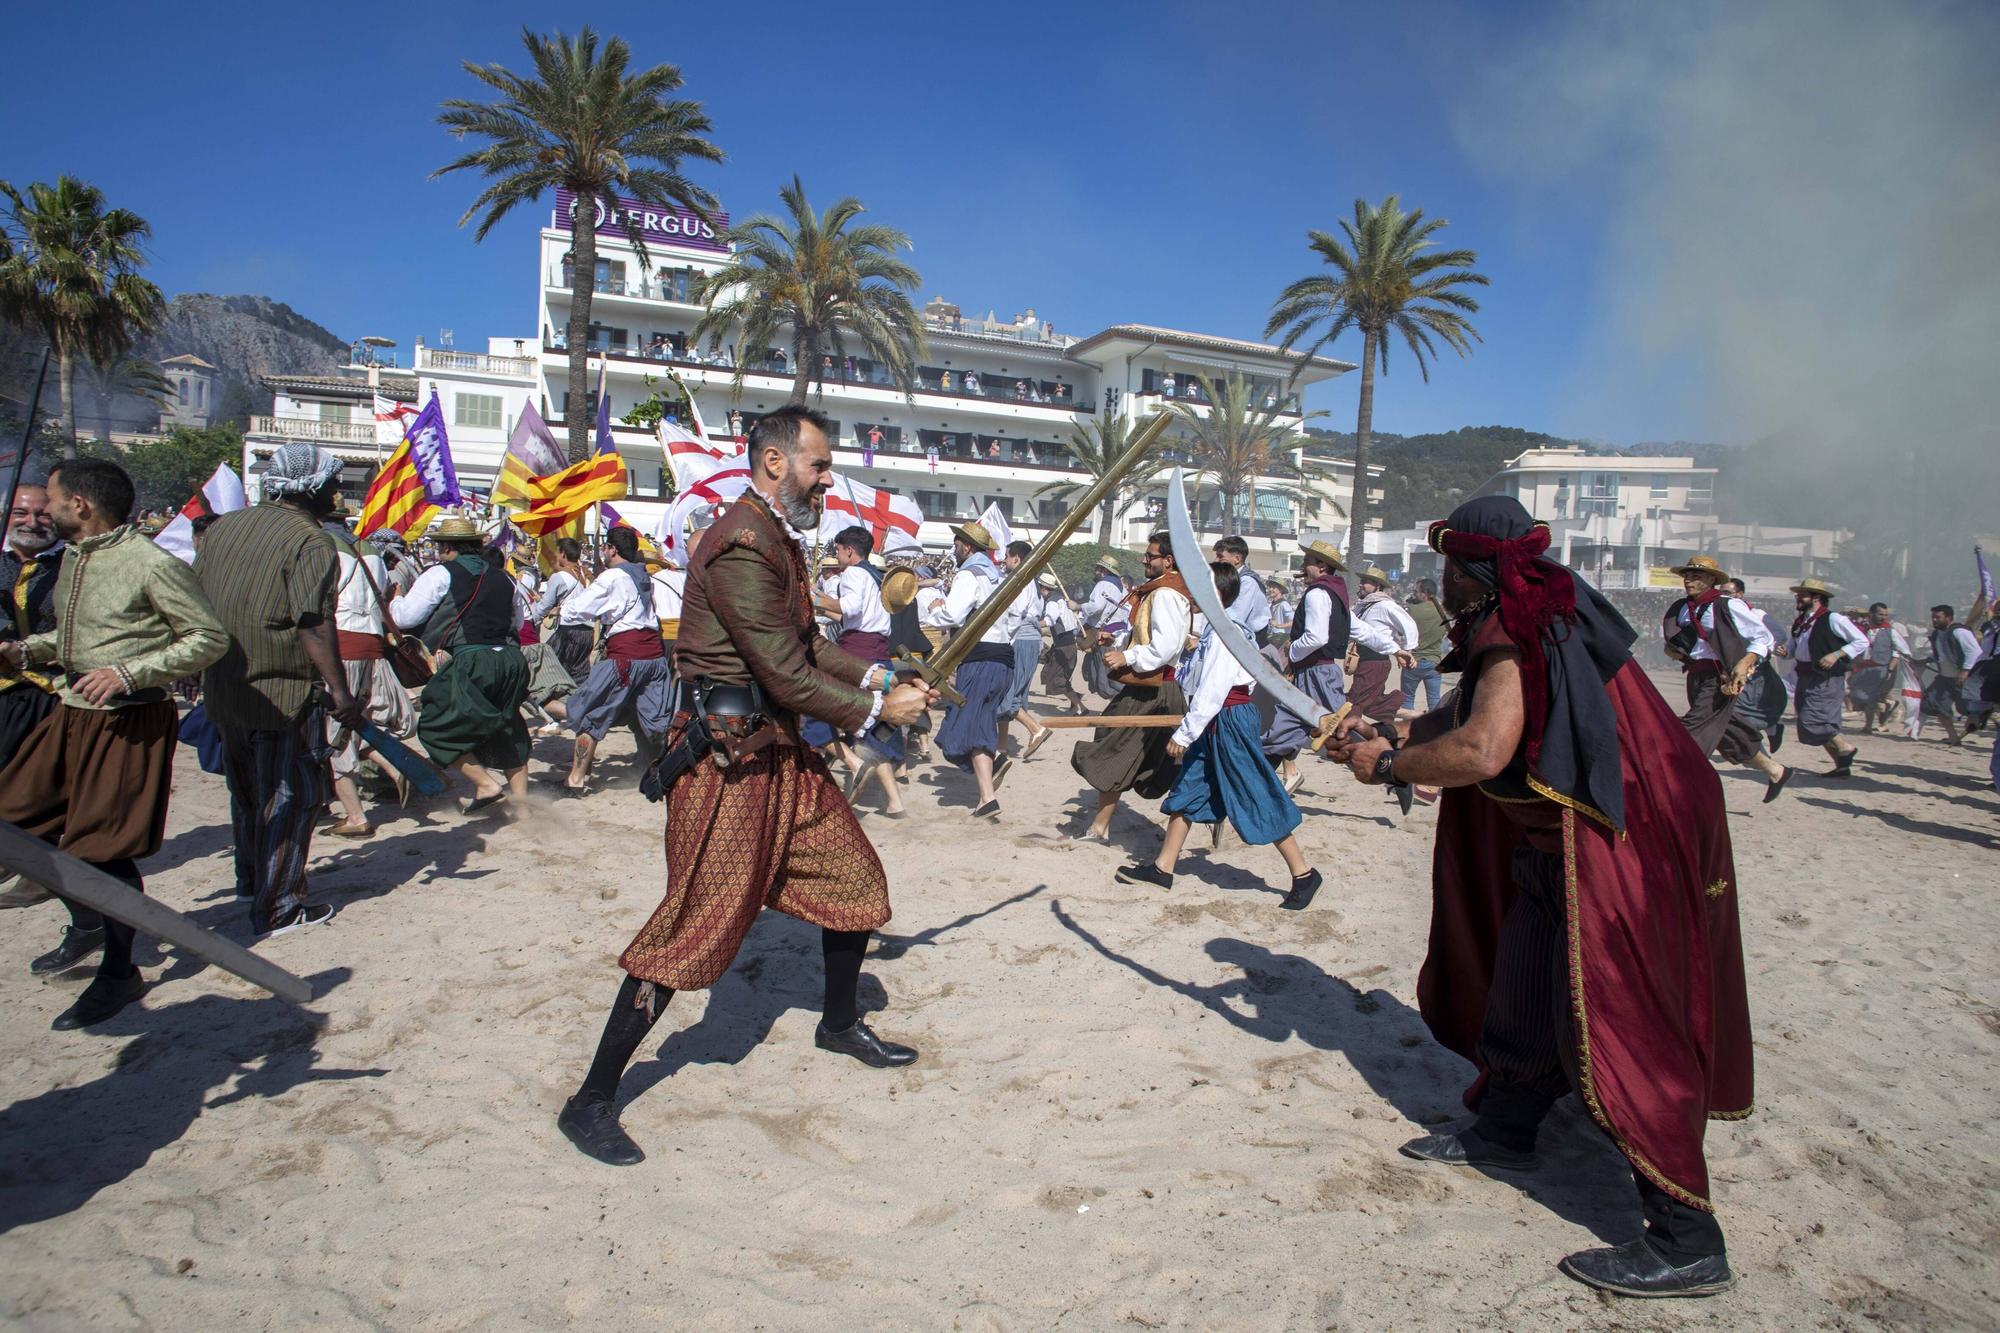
[554,186,727,253]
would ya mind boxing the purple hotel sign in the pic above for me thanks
[554,186,728,253]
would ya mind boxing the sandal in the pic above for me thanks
[328,820,373,838]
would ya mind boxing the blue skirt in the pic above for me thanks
[999,637,1042,715]
[1165,702,1302,845]
[1262,659,1345,757]
[937,658,1012,764]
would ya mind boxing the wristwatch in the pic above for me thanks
[1371,749,1398,786]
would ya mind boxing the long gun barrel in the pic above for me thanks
[893,412,1172,705]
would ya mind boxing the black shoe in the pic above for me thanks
[260,901,336,938]
[1769,728,1784,753]
[51,972,146,1030]
[30,925,105,976]
[815,1018,918,1068]
[1280,868,1323,912]
[1114,862,1172,890]
[1830,750,1856,777]
[1398,1129,1540,1172]
[557,1092,645,1166]
[1762,767,1793,803]
[1559,1238,1736,1298]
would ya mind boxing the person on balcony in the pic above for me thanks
[964,371,981,396]
[1161,373,1177,398]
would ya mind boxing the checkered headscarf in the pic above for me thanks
[262,443,342,499]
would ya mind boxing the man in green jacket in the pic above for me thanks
[0,458,228,1029]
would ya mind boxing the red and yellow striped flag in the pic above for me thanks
[514,367,628,536]
[355,438,440,539]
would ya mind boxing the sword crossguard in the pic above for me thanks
[1306,702,1355,754]
[890,653,963,707]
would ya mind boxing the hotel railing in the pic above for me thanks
[248,416,382,445]
[415,347,537,377]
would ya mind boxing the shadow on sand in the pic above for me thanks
[0,968,384,1235]
[1049,898,1637,1245]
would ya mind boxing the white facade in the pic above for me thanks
[531,191,1372,567]
[1479,445,1716,521]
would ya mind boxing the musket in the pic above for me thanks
[893,412,1173,706]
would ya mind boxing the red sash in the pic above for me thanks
[337,630,388,661]
[606,627,666,684]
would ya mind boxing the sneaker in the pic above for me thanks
[31,925,107,975]
[1114,862,1173,890]
[261,901,335,939]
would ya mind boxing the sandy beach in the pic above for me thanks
[2,679,1996,1329]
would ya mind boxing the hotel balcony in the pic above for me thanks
[248,415,382,446]
[541,342,1095,417]
[414,346,537,379]
[1132,387,1304,420]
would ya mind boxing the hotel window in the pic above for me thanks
[914,489,955,520]
[1650,473,1670,499]
[455,393,503,431]
[318,402,353,424]
[627,461,662,498]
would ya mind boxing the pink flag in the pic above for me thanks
[155,463,249,564]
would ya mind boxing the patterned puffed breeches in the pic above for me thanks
[619,740,891,989]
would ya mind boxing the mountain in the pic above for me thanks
[134,294,349,425]
[0,293,349,436]
[1303,425,1590,527]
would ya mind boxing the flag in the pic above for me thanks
[602,501,665,561]
[373,394,416,446]
[661,419,737,491]
[357,390,462,539]
[1973,546,1994,624]
[514,366,628,537]
[492,401,567,510]
[977,500,1015,551]
[154,463,248,563]
[657,466,751,564]
[820,474,922,550]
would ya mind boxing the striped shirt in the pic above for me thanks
[195,502,338,730]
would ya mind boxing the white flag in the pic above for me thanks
[978,501,1015,552]
[155,463,249,564]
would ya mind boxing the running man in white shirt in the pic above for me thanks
[556,527,671,793]
[1784,577,1866,775]
[1664,555,1791,800]
[933,521,1012,817]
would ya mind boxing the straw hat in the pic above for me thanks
[1357,565,1392,588]
[881,566,918,613]
[1299,538,1345,571]
[952,520,997,551]
[431,516,483,544]
[1669,554,1729,581]
[1789,576,1836,599]
[1094,554,1121,573]
[1036,571,1061,590]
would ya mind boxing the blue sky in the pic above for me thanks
[3,1,1753,445]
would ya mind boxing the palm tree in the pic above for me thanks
[1265,195,1486,568]
[79,353,172,442]
[1034,412,1171,545]
[0,177,166,457]
[435,26,723,463]
[691,175,924,406]
[1166,373,1325,539]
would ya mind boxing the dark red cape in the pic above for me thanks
[1418,661,1754,1210]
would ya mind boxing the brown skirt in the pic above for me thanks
[1347,656,1404,722]
[0,699,177,862]
[1071,680,1188,799]
[1682,670,1764,763]
[620,740,890,989]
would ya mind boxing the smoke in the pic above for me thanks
[1454,1,2000,450]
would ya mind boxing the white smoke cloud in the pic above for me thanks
[1453,1,2000,448]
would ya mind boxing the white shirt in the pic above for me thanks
[534,569,587,625]
[564,563,655,635]
[915,584,947,626]
[1002,581,1045,641]
[940,565,1010,644]
[1122,587,1191,674]
[1868,624,1913,663]
[1043,596,1080,636]
[1288,586,1338,664]
[834,564,890,637]
[1227,570,1271,636]
[1934,624,1983,671]
[334,547,388,634]
[1173,629,1253,748]
[1679,597,1774,664]
[1791,610,1868,664]
[392,563,463,630]
[1081,575,1126,628]
[651,568,686,623]
[1353,594,1418,654]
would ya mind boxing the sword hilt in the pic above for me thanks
[891,652,963,707]
[1306,702,1355,753]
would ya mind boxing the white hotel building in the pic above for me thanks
[248,190,1382,569]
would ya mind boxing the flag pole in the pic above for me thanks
[2,351,51,543]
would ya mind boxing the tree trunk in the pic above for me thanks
[565,203,598,465]
[57,347,78,459]
[1097,493,1115,545]
[1346,328,1378,573]
[786,332,815,406]
[1221,482,1238,537]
